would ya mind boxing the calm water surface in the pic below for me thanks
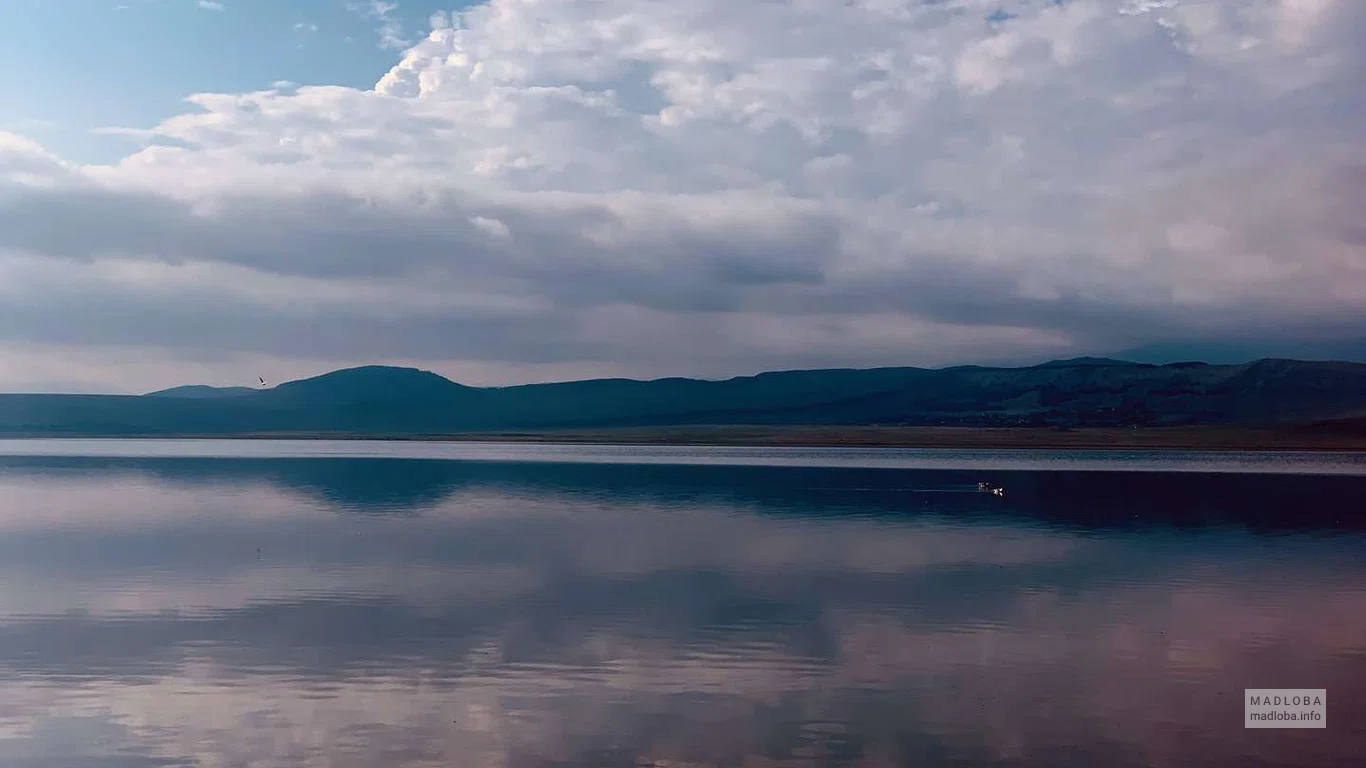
[0,440,1363,767]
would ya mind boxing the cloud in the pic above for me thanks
[350,0,409,50]
[195,0,223,10]
[2,0,1366,390]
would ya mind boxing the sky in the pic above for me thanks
[1,0,1364,393]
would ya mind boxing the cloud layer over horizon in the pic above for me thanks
[3,0,1364,392]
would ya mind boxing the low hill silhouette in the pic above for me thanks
[1,357,1364,437]
[147,385,259,399]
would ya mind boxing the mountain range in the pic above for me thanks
[1,357,1365,437]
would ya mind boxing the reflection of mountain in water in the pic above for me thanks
[255,459,476,514]
[1,455,1363,531]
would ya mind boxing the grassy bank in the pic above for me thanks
[390,425,1365,450]
[10,425,1363,450]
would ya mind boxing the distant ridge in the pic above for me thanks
[1032,357,1150,369]
[146,385,259,399]
[2,358,1365,437]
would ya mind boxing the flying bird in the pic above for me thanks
[258,376,267,387]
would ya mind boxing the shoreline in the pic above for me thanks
[3,426,1363,452]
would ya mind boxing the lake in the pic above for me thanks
[0,440,1363,767]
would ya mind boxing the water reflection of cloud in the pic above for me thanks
[1,576,1362,767]
[0,564,545,619]
[0,459,1363,766]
